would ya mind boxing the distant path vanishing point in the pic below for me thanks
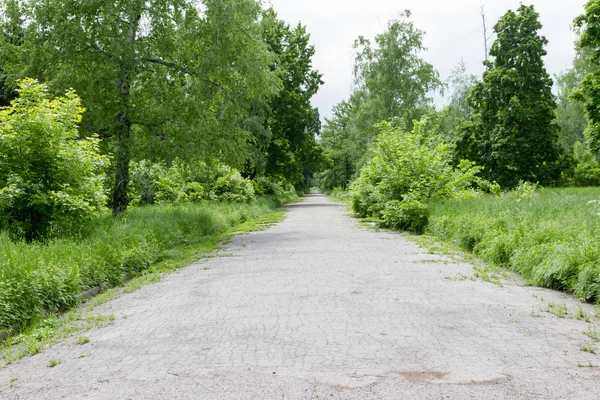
[1,192,599,399]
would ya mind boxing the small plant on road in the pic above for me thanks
[580,343,596,353]
[584,325,599,342]
[47,358,61,368]
[545,302,568,318]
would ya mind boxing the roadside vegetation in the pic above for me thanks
[318,2,600,305]
[428,187,600,302]
[0,196,293,332]
[0,1,320,338]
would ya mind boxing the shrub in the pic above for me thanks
[130,160,261,205]
[129,159,207,206]
[379,196,429,234]
[0,79,107,240]
[251,176,295,196]
[572,142,600,187]
[350,118,480,232]
[208,168,255,203]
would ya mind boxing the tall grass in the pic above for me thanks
[427,187,600,302]
[0,196,289,330]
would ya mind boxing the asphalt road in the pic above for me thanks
[1,192,599,399]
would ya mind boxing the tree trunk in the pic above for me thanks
[112,107,131,215]
[111,11,139,215]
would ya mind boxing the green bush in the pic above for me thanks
[572,142,600,186]
[129,159,206,206]
[251,176,295,197]
[379,196,429,234]
[130,160,260,205]
[350,118,481,231]
[209,168,255,203]
[0,79,107,240]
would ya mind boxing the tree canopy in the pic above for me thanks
[456,5,561,188]
[260,9,324,189]
[1,0,281,213]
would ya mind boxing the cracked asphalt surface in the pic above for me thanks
[1,192,599,399]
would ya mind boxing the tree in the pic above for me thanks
[478,1,493,61]
[1,0,278,214]
[260,9,324,188]
[457,5,561,188]
[435,61,479,144]
[352,10,442,127]
[318,11,442,191]
[0,0,24,107]
[555,47,595,150]
[574,0,600,154]
[0,79,107,240]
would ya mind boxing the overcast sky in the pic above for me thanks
[266,0,588,121]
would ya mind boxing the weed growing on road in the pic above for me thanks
[0,313,113,368]
[575,306,591,322]
[545,302,568,318]
[532,293,545,302]
[77,336,90,345]
[411,233,506,286]
[47,359,61,368]
[474,265,502,286]
[9,372,18,386]
[580,343,596,353]
[584,325,599,342]
[444,273,474,281]
[578,361,598,368]
[123,272,161,294]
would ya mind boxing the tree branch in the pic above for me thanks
[143,57,197,76]
[142,57,227,92]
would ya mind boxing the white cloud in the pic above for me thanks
[266,0,588,120]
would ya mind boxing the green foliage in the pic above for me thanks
[0,198,285,330]
[427,187,600,302]
[129,159,205,206]
[0,79,107,240]
[457,5,561,188]
[318,12,442,192]
[568,142,600,186]
[353,10,442,126]
[2,0,279,214]
[555,47,595,151]
[130,160,261,205]
[209,169,255,203]
[251,176,296,197]
[575,0,600,154]
[379,197,429,234]
[350,118,481,232]
[317,92,371,191]
[261,9,324,188]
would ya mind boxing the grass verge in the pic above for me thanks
[0,196,292,365]
[426,187,600,303]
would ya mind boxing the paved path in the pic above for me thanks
[1,192,599,399]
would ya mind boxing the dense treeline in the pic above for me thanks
[0,0,323,240]
[319,3,600,196]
